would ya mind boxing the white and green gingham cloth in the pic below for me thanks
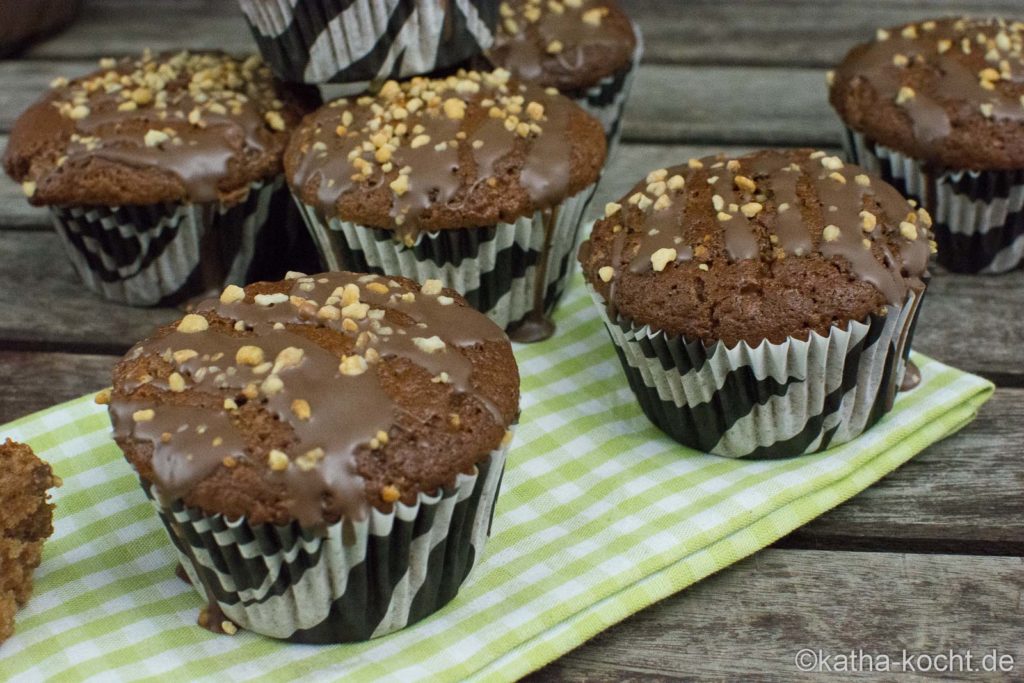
[0,274,993,681]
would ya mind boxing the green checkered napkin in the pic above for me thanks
[1,274,993,682]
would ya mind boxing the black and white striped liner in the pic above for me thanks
[146,441,508,643]
[844,128,1024,274]
[296,183,596,329]
[567,22,643,156]
[49,180,281,307]
[238,0,498,86]
[589,285,926,459]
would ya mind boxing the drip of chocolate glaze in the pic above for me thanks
[901,360,922,391]
[487,0,637,92]
[109,272,509,530]
[287,75,578,243]
[611,150,932,307]
[508,205,561,342]
[834,18,1024,145]
[7,51,299,204]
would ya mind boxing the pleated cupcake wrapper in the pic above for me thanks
[843,127,1024,274]
[238,0,499,86]
[144,440,509,644]
[587,284,926,459]
[568,21,643,157]
[295,182,597,329]
[49,180,281,307]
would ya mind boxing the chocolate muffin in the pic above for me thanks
[830,17,1024,273]
[3,50,318,305]
[238,0,500,87]
[285,69,606,341]
[0,439,60,644]
[580,149,934,458]
[107,271,519,642]
[486,0,641,149]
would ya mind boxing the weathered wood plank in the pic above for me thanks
[0,230,179,352]
[1,224,1023,378]
[0,352,114,424]
[24,0,1024,68]
[0,59,836,145]
[790,388,1024,554]
[527,549,1024,681]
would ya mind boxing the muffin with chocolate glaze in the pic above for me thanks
[285,69,606,341]
[3,50,318,306]
[106,271,519,642]
[0,440,61,644]
[830,17,1024,273]
[580,149,934,458]
[486,0,641,151]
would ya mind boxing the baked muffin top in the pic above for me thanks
[830,17,1024,170]
[487,0,637,93]
[284,69,606,238]
[4,50,316,206]
[106,271,520,528]
[579,149,935,347]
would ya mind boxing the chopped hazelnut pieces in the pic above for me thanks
[235,345,265,366]
[421,279,444,296]
[650,247,677,272]
[295,447,325,472]
[291,399,311,421]
[740,202,763,218]
[220,284,245,304]
[264,110,286,131]
[598,266,614,282]
[546,40,564,54]
[734,175,757,192]
[21,181,36,198]
[896,86,916,104]
[413,336,446,353]
[822,225,841,242]
[900,221,919,240]
[143,129,170,147]
[273,347,304,373]
[605,202,621,217]
[339,355,368,376]
[94,388,112,405]
[381,485,401,503]
[860,211,878,232]
[260,374,284,396]
[132,409,155,422]
[177,314,209,334]
[268,449,289,471]
[168,372,186,393]
[254,293,289,306]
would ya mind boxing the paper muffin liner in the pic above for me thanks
[144,439,510,643]
[567,21,643,157]
[843,127,1024,274]
[295,183,597,330]
[49,179,283,307]
[238,0,499,86]
[587,283,927,459]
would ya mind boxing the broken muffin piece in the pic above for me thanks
[0,438,60,643]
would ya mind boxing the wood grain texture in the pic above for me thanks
[0,230,179,352]
[0,352,114,424]
[789,388,1024,554]
[22,0,1024,68]
[526,548,1024,681]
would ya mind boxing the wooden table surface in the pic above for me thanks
[2,1,1022,680]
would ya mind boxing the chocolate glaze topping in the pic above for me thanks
[487,0,637,93]
[284,69,606,241]
[579,149,935,347]
[4,50,315,206]
[831,17,1024,170]
[109,272,519,530]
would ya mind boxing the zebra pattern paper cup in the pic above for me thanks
[146,441,509,643]
[588,284,927,459]
[49,180,283,307]
[238,0,499,86]
[295,183,597,332]
[844,128,1024,274]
